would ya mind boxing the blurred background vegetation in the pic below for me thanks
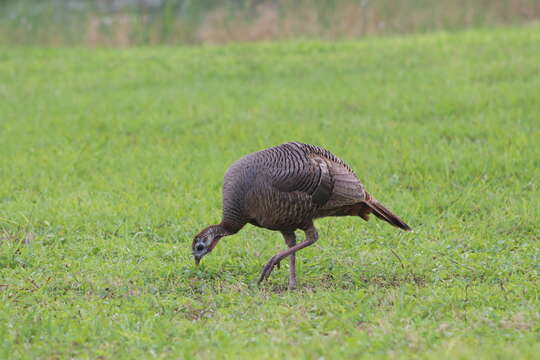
[0,0,539,46]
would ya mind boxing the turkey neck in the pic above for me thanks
[220,219,244,235]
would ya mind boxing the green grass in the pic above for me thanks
[1,24,540,359]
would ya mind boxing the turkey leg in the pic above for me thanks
[258,226,318,286]
[282,231,297,289]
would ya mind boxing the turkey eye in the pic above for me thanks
[196,244,205,252]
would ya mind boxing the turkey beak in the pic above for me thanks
[194,255,201,266]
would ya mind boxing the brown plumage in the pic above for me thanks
[192,142,410,289]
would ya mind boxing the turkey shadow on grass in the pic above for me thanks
[184,260,428,293]
[258,273,428,293]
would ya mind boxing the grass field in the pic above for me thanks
[1,24,540,359]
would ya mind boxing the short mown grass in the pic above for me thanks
[1,24,539,359]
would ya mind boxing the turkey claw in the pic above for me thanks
[258,255,280,284]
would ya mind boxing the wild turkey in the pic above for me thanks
[192,142,410,289]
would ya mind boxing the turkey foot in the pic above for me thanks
[258,254,282,284]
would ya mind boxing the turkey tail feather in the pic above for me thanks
[365,199,411,231]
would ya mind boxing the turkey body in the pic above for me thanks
[192,142,410,289]
[222,142,406,232]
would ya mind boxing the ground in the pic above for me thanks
[0,24,539,359]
